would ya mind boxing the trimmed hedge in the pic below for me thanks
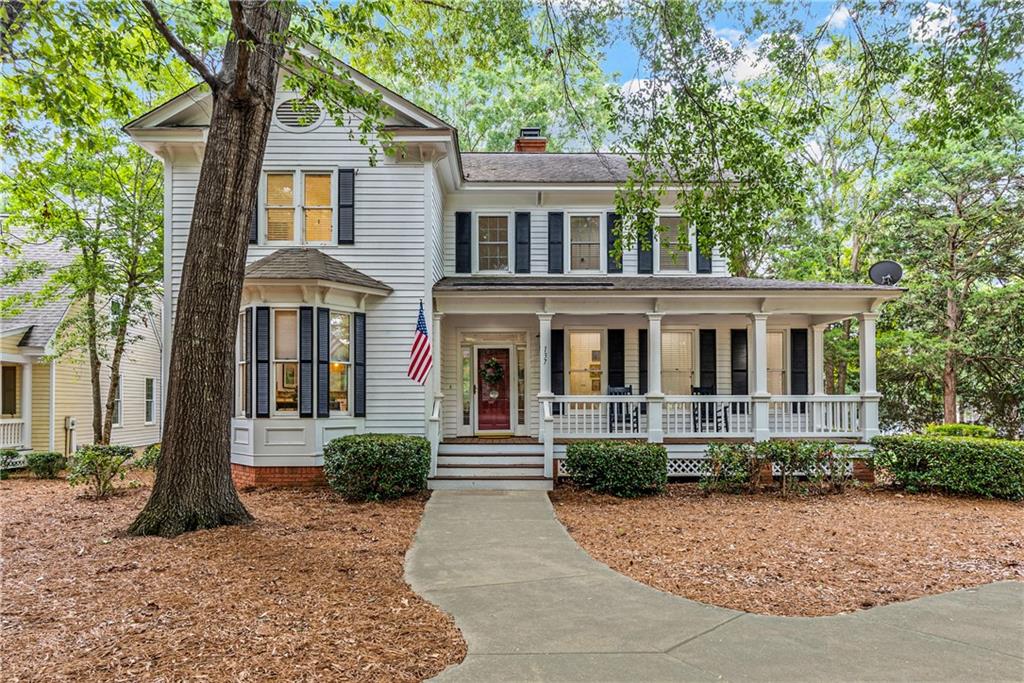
[564,440,667,498]
[323,434,429,502]
[923,423,997,439]
[871,434,1024,500]
[701,440,855,495]
[25,451,65,479]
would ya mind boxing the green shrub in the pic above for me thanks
[0,448,20,479]
[25,451,66,479]
[136,443,161,469]
[67,444,135,498]
[323,434,429,502]
[871,434,1024,500]
[564,440,667,498]
[923,423,997,439]
[700,443,765,493]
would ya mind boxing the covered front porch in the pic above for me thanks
[428,279,898,480]
[0,355,34,452]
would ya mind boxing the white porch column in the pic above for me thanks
[431,312,444,400]
[646,312,664,443]
[538,313,554,398]
[48,362,56,451]
[859,312,880,441]
[812,324,827,395]
[750,312,770,442]
[21,362,32,450]
[427,312,443,476]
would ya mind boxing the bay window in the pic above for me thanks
[477,214,510,272]
[273,309,299,414]
[568,214,601,272]
[662,330,694,395]
[237,314,249,417]
[264,171,334,244]
[568,331,602,394]
[328,311,352,414]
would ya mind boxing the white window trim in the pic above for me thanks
[564,212,606,274]
[112,376,123,427]
[271,308,301,417]
[236,314,249,418]
[654,213,697,275]
[661,326,699,395]
[260,169,337,246]
[473,211,514,274]
[564,328,607,395]
[144,377,155,425]
[327,309,355,418]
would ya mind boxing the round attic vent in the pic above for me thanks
[275,99,323,130]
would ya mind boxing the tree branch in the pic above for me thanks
[140,0,219,90]
[228,0,252,99]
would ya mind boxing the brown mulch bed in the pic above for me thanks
[0,473,465,681]
[551,484,1024,617]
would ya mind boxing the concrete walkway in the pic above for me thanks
[406,490,1024,682]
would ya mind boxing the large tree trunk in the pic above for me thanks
[129,5,292,537]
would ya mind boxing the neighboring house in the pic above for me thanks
[0,238,163,457]
[126,63,901,490]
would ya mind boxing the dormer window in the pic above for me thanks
[568,214,601,272]
[476,214,511,272]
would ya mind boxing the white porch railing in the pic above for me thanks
[550,396,647,438]
[663,396,754,437]
[767,395,861,437]
[0,419,25,449]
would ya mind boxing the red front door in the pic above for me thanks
[477,348,511,431]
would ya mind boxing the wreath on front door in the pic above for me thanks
[480,357,505,386]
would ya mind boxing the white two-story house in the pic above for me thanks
[127,63,900,490]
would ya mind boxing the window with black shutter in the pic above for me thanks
[299,307,314,417]
[550,328,564,414]
[316,308,330,417]
[699,329,717,393]
[730,328,748,414]
[606,212,622,273]
[255,307,270,418]
[249,203,258,244]
[638,225,654,274]
[790,328,809,413]
[638,328,648,414]
[607,329,625,387]
[353,312,366,417]
[696,227,712,273]
[515,211,531,273]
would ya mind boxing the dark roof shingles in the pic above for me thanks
[433,275,899,293]
[461,153,630,184]
[245,248,392,292]
[1,239,75,348]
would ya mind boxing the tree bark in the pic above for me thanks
[128,4,292,537]
[85,248,104,446]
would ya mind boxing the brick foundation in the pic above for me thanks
[852,459,875,484]
[231,463,327,489]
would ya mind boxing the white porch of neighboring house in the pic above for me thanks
[0,353,35,452]
[427,280,897,489]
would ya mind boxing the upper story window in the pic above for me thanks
[264,170,334,244]
[657,216,694,273]
[568,214,601,272]
[112,376,123,426]
[476,214,510,272]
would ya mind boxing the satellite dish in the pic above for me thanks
[869,260,903,286]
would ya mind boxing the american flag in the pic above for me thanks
[407,302,433,385]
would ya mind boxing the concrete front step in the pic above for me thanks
[437,464,543,477]
[438,443,543,456]
[428,476,553,491]
[437,454,544,467]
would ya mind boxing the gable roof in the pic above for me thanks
[461,153,630,184]
[245,248,392,294]
[1,237,75,349]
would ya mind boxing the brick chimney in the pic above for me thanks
[514,127,547,153]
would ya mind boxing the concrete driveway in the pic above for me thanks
[405,490,1024,682]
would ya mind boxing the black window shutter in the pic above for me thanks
[547,212,564,274]
[790,328,809,395]
[606,212,622,273]
[1,366,15,415]
[244,307,253,417]
[699,329,717,393]
[730,329,748,395]
[353,312,366,417]
[515,211,531,273]
[255,307,270,418]
[338,169,355,244]
[455,211,471,273]
[696,227,712,273]
[316,308,330,417]
[249,202,258,244]
[638,225,654,274]
[550,328,564,415]
[638,329,648,395]
[299,307,313,417]
[608,329,625,387]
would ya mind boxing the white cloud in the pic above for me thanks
[828,5,852,30]
[909,2,957,42]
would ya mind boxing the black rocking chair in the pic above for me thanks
[607,385,640,434]
[691,386,729,433]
